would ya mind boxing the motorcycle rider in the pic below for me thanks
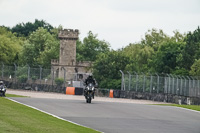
[0,81,4,87]
[84,75,96,99]
[0,81,6,96]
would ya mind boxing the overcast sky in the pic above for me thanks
[0,0,200,49]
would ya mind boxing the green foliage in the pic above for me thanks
[92,27,200,89]
[182,27,200,70]
[172,68,189,76]
[122,44,154,73]
[31,76,37,81]
[15,66,29,83]
[55,78,64,86]
[0,26,23,64]
[189,59,200,76]
[77,31,110,61]
[1,20,200,90]
[149,41,185,73]
[93,50,131,89]
[11,19,53,37]
[141,28,170,51]
[6,94,27,97]
[156,104,200,112]
[19,27,59,67]
[18,75,28,83]
[16,66,28,77]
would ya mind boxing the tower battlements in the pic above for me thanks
[58,29,79,40]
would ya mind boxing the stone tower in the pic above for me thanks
[51,29,92,86]
[58,29,79,66]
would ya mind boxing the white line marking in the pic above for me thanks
[6,97,103,133]
[173,106,200,113]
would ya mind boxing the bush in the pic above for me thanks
[18,75,28,83]
[55,78,64,86]
[31,76,37,82]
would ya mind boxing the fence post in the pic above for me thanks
[180,76,183,95]
[166,74,170,94]
[173,74,176,94]
[27,64,30,80]
[190,76,195,97]
[184,76,187,96]
[142,73,145,92]
[177,75,181,95]
[127,71,131,91]
[181,76,185,96]
[198,78,200,97]
[120,70,125,91]
[166,74,171,102]
[1,62,4,79]
[51,66,54,87]
[61,67,66,87]
[164,75,167,94]
[39,65,42,86]
[155,73,159,93]
[149,74,153,93]
[175,75,178,95]
[134,72,138,92]
[187,76,191,97]
[170,74,175,94]
[14,63,17,85]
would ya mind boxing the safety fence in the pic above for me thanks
[1,64,200,99]
[0,63,90,86]
[0,64,110,97]
[121,71,200,98]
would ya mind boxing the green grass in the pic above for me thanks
[0,97,100,133]
[156,104,200,112]
[5,94,28,97]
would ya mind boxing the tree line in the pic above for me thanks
[0,19,200,89]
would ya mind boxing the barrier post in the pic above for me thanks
[109,89,114,98]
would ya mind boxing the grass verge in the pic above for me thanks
[156,104,200,112]
[5,94,28,97]
[0,97,100,133]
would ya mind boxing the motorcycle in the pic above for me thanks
[84,83,95,103]
[0,85,6,97]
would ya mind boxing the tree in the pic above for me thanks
[149,41,185,74]
[11,19,53,37]
[171,30,185,42]
[77,31,110,61]
[122,44,154,73]
[93,50,131,89]
[182,27,200,70]
[19,41,37,66]
[0,27,23,64]
[19,27,59,67]
[141,28,170,51]
[189,59,200,76]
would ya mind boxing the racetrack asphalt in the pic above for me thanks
[9,97,200,133]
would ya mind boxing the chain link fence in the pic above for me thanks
[122,71,200,98]
[0,64,87,86]
[0,63,110,96]
[4,64,199,98]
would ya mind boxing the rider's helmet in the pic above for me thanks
[0,81,3,85]
[88,75,93,79]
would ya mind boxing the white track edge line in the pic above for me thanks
[6,97,103,133]
[173,106,200,113]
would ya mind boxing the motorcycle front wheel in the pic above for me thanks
[86,97,91,103]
